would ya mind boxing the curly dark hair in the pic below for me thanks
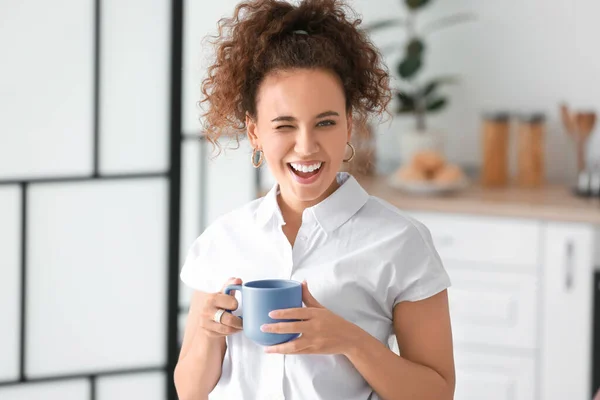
[199,0,391,149]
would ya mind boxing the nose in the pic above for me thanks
[294,128,319,157]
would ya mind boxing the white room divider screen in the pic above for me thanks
[0,0,183,399]
[0,1,260,399]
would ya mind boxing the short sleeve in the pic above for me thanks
[179,230,217,293]
[391,219,451,306]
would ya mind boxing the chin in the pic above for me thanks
[291,186,328,203]
[289,172,337,203]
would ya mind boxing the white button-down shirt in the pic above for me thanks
[180,172,451,400]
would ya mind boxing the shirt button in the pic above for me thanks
[298,235,306,241]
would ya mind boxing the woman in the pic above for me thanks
[175,0,455,399]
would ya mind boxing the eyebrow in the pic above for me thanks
[270,110,340,122]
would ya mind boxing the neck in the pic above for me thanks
[277,177,340,225]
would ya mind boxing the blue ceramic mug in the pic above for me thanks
[224,279,302,346]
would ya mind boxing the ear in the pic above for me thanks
[346,112,353,142]
[246,113,260,149]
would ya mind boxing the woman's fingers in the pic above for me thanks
[202,320,241,337]
[261,321,305,334]
[211,293,239,312]
[220,277,242,296]
[197,278,245,337]
[219,311,243,330]
[199,308,242,334]
[197,286,243,337]
[201,301,242,328]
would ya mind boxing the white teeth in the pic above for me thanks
[290,162,322,173]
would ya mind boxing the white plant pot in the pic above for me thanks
[398,129,444,166]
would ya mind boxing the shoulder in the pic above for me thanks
[180,196,264,291]
[358,197,450,303]
[354,194,443,267]
[359,195,433,243]
[186,196,264,255]
[207,196,263,234]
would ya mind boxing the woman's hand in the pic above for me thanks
[261,281,363,355]
[175,278,244,400]
[196,277,243,338]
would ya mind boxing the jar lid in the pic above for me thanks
[517,112,546,123]
[482,111,511,122]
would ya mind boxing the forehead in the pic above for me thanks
[255,68,346,119]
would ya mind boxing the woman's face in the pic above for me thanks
[247,68,352,207]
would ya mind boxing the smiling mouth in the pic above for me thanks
[287,161,324,181]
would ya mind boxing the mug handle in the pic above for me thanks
[223,284,243,317]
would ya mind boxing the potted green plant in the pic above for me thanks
[364,0,474,166]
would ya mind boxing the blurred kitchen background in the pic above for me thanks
[1,0,600,399]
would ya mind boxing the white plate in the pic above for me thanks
[387,174,469,195]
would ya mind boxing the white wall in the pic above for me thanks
[358,0,600,183]
[189,0,600,186]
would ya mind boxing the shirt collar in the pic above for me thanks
[255,181,284,228]
[254,172,370,232]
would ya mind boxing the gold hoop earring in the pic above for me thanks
[251,147,264,168]
[343,142,355,163]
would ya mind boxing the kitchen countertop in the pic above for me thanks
[355,175,600,224]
